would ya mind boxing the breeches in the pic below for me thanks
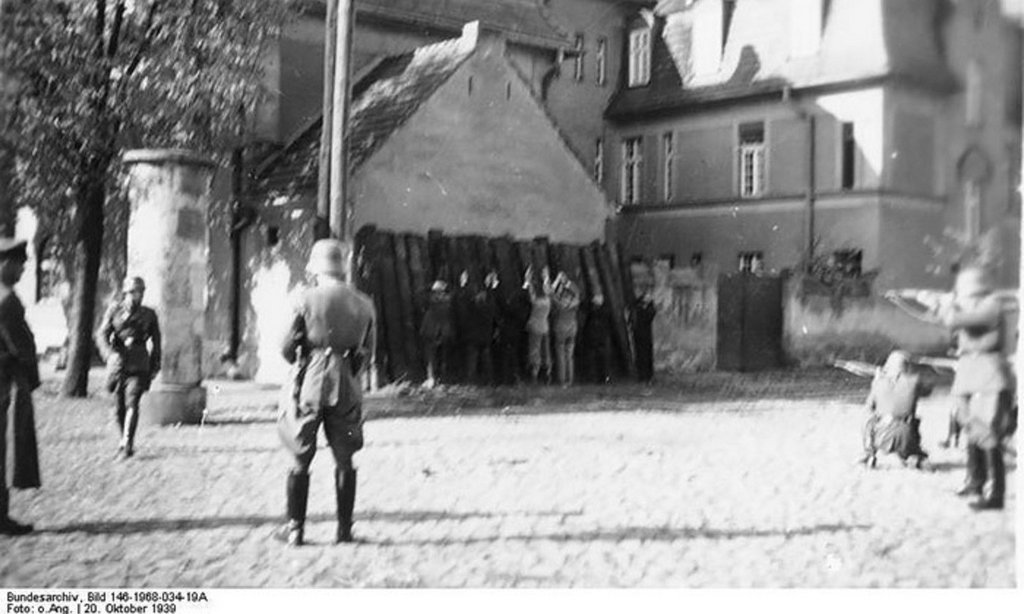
[958,390,1013,450]
[278,398,364,472]
[115,375,147,424]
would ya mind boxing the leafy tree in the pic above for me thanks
[1,0,295,395]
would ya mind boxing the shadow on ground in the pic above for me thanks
[32,509,584,536]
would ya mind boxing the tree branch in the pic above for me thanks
[123,0,159,82]
[108,0,125,59]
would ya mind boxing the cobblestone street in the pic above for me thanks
[0,370,1015,588]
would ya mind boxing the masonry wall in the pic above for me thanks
[619,197,882,278]
[782,274,952,367]
[545,0,638,170]
[350,41,611,243]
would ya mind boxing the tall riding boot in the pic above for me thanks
[280,471,310,546]
[0,486,33,536]
[335,469,357,543]
[114,388,127,448]
[122,403,140,458]
[956,444,985,497]
[970,448,1005,511]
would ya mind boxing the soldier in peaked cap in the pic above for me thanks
[0,238,41,536]
[277,238,376,546]
[96,275,162,459]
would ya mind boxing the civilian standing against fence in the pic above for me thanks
[551,272,580,387]
[277,238,376,546]
[96,276,161,460]
[525,266,553,384]
[419,280,454,388]
[632,290,657,383]
[0,239,40,536]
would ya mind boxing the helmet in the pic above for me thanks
[306,239,350,278]
[122,276,146,293]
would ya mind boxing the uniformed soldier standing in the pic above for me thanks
[0,238,41,536]
[97,276,161,459]
[278,239,376,546]
[942,266,1013,511]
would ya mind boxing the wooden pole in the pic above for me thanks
[329,0,354,241]
[1016,54,1023,459]
[315,0,337,241]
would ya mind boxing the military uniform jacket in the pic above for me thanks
[945,294,1012,394]
[0,284,41,489]
[282,281,375,411]
[98,302,162,376]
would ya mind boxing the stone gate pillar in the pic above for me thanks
[122,149,216,425]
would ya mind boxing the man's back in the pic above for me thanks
[296,282,374,353]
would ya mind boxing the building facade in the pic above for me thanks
[606,0,1022,290]
[235,24,613,381]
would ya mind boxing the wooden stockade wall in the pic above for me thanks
[354,225,638,386]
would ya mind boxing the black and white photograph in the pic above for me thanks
[0,0,1021,600]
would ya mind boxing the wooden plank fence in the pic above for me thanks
[354,225,638,385]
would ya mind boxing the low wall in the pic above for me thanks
[634,263,717,373]
[782,274,950,365]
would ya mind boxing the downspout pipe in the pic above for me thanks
[783,85,817,269]
[221,144,256,375]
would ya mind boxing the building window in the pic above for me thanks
[966,61,982,127]
[628,27,651,87]
[622,136,643,205]
[596,37,608,86]
[965,180,982,239]
[841,122,856,190]
[832,249,863,277]
[738,121,766,197]
[738,251,764,274]
[594,138,604,184]
[573,33,585,81]
[662,132,675,201]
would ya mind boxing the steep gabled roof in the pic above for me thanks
[608,0,958,120]
[298,0,572,50]
[255,34,476,199]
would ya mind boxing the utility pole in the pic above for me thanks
[329,0,355,242]
[315,0,338,241]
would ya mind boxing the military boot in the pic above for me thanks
[335,469,357,543]
[277,471,309,546]
[970,448,1005,511]
[955,445,985,497]
[0,487,33,536]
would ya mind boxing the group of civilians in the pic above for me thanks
[418,265,655,387]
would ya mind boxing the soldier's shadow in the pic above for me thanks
[32,508,580,536]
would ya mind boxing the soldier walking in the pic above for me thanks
[277,239,376,546]
[0,238,41,536]
[97,276,161,459]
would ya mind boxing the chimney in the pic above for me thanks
[461,20,507,55]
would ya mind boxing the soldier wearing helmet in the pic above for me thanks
[941,265,1013,511]
[97,276,162,459]
[0,238,40,536]
[276,238,376,546]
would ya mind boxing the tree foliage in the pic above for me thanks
[0,0,297,395]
